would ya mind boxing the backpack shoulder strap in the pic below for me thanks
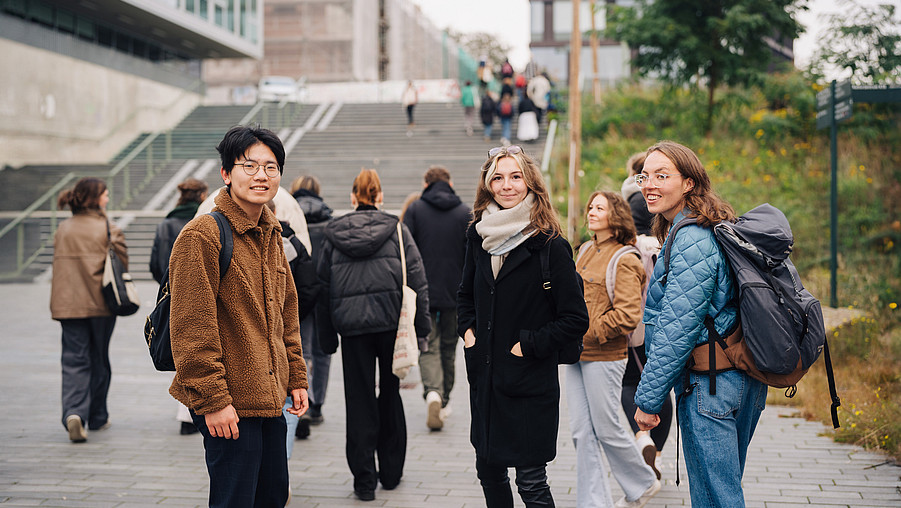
[661,217,698,286]
[606,245,640,302]
[209,211,233,277]
[539,242,551,292]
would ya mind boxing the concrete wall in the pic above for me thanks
[0,40,202,168]
[532,44,631,86]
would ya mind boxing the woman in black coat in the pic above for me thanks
[457,145,589,507]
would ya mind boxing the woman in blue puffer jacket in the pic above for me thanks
[632,141,767,508]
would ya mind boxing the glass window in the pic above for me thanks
[200,0,209,20]
[76,17,95,41]
[185,0,194,14]
[553,0,601,41]
[530,1,544,41]
[56,9,75,34]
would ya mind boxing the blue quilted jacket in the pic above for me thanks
[635,209,737,414]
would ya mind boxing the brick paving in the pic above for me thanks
[1,281,898,507]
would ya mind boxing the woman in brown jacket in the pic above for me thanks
[50,177,127,443]
[567,191,660,508]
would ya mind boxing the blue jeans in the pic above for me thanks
[566,360,657,506]
[301,314,331,408]
[501,117,512,141]
[483,123,493,139]
[191,410,289,508]
[283,396,299,459]
[678,370,767,508]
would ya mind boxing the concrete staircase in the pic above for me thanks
[1,101,551,283]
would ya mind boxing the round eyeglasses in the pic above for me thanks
[488,145,523,158]
[237,161,281,178]
[634,173,679,187]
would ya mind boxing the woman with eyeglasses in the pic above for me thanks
[567,191,661,508]
[51,177,126,443]
[316,168,430,502]
[632,141,766,507]
[457,145,588,507]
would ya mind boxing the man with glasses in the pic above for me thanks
[168,125,308,508]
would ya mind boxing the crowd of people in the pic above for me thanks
[50,69,763,506]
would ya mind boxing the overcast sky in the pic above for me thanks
[410,0,891,79]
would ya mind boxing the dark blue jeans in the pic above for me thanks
[191,411,289,508]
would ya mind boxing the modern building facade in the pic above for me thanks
[1,0,263,167]
[202,0,477,94]
[529,0,631,86]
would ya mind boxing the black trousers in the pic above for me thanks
[59,316,115,430]
[191,411,289,508]
[341,331,407,492]
[476,456,555,507]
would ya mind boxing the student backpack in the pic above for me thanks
[143,211,233,372]
[662,204,840,428]
[577,235,660,348]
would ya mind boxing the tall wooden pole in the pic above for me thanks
[568,0,582,241]
[590,0,601,104]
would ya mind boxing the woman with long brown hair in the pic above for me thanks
[633,140,765,507]
[50,177,127,443]
[457,145,588,507]
[316,168,430,502]
[567,191,660,508]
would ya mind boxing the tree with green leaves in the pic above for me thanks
[607,0,806,134]
[447,30,511,75]
[808,1,901,84]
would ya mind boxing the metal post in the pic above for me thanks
[829,79,838,308]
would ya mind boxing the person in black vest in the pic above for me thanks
[458,145,588,507]
[290,175,334,439]
[403,166,471,430]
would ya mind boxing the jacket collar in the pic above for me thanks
[213,187,281,235]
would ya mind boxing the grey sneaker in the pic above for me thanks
[66,415,86,443]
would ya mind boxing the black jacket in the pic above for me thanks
[457,226,589,465]
[626,190,653,236]
[480,95,496,126]
[293,188,333,274]
[317,207,430,352]
[403,181,471,309]
[149,202,200,283]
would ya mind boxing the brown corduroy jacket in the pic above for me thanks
[168,189,307,417]
[575,236,646,362]
[50,210,127,320]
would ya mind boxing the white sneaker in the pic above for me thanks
[614,478,661,508]
[426,391,443,430]
[636,433,660,479]
[438,403,452,422]
[66,414,86,443]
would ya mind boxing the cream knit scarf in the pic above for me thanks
[476,193,536,277]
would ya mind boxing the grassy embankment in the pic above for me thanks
[548,73,901,458]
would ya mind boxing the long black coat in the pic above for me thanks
[457,227,589,466]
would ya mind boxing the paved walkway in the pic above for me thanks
[1,281,898,507]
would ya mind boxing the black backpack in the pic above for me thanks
[538,243,584,364]
[663,204,840,428]
[143,211,233,371]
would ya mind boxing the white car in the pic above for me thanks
[258,76,298,102]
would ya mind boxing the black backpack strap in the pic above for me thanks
[661,217,698,286]
[539,243,554,310]
[209,211,233,277]
[823,338,841,428]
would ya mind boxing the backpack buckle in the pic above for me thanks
[542,281,551,290]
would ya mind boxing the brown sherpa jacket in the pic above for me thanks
[575,236,646,362]
[168,188,307,417]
